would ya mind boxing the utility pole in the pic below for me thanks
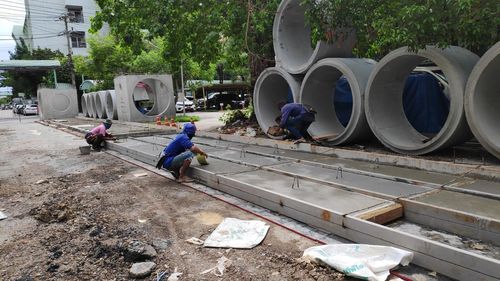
[60,13,76,87]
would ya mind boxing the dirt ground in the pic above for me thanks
[0,117,349,280]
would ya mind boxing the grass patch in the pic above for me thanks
[175,115,200,122]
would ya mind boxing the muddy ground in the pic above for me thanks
[0,117,350,280]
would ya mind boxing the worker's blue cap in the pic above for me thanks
[183,123,197,135]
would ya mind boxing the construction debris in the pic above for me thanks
[129,262,156,278]
[203,218,270,249]
[0,211,7,220]
[200,256,231,277]
[185,237,204,245]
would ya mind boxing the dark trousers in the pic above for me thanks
[86,134,105,150]
[285,116,313,140]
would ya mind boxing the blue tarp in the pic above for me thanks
[334,73,449,134]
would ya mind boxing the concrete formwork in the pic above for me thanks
[254,67,302,138]
[273,0,356,74]
[365,46,479,155]
[113,74,175,122]
[465,41,500,160]
[107,136,500,281]
[37,87,78,120]
[95,90,108,119]
[105,90,118,120]
[300,58,375,144]
[81,94,89,117]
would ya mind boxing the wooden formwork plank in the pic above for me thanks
[357,203,404,225]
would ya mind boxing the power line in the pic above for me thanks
[0,34,62,41]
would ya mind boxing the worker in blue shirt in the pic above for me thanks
[156,123,208,183]
[278,102,316,142]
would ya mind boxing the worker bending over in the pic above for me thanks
[156,123,208,183]
[278,102,316,142]
[85,119,116,151]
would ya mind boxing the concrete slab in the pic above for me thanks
[210,149,290,167]
[266,162,431,198]
[447,179,500,196]
[223,170,386,215]
[414,190,500,220]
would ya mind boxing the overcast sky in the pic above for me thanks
[0,0,25,60]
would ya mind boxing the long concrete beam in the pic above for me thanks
[465,41,500,160]
[365,46,479,155]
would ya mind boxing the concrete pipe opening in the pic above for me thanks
[273,0,356,74]
[465,42,500,160]
[105,90,118,120]
[132,80,160,117]
[300,58,375,144]
[95,91,108,119]
[89,92,97,118]
[365,46,479,155]
[254,67,302,137]
[81,94,88,117]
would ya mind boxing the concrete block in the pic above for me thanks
[113,74,175,122]
[37,87,78,120]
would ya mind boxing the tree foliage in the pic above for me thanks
[303,0,500,58]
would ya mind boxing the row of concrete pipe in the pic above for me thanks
[254,0,500,159]
[81,90,118,120]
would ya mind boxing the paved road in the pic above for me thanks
[0,110,39,122]
[182,110,224,131]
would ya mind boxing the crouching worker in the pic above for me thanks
[85,119,116,151]
[156,123,208,183]
[278,102,316,143]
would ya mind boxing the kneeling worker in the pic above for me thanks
[85,119,116,151]
[278,102,316,142]
[157,123,208,183]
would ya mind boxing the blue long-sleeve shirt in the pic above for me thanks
[280,103,308,128]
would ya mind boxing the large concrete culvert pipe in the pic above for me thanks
[95,90,108,119]
[81,94,88,117]
[300,58,375,145]
[105,90,118,120]
[254,67,302,137]
[465,42,500,160]
[89,92,97,118]
[273,0,356,74]
[365,46,479,155]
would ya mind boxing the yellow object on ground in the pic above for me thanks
[196,154,209,165]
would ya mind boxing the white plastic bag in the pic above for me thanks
[303,244,413,281]
[203,218,269,249]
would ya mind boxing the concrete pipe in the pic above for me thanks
[300,58,375,145]
[89,92,97,118]
[254,67,302,138]
[273,0,356,74]
[365,46,479,155]
[81,94,89,117]
[95,90,108,119]
[465,42,500,160]
[105,90,118,120]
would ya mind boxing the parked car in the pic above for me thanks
[176,98,195,112]
[197,92,244,110]
[23,104,38,115]
[13,104,24,114]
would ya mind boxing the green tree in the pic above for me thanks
[303,0,500,58]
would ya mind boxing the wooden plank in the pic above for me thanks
[357,203,403,224]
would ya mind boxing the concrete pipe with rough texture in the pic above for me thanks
[300,58,375,144]
[273,0,356,74]
[89,92,97,118]
[465,42,500,159]
[365,46,479,155]
[81,94,89,117]
[95,90,108,119]
[105,90,118,120]
[254,67,302,138]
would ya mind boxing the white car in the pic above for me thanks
[23,104,38,115]
[176,98,195,112]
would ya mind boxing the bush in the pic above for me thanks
[219,104,254,125]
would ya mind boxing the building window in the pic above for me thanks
[67,6,84,23]
[71,32,86,48]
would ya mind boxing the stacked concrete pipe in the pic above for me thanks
[465,41,500,159]
[365,46,479,155]
[95,90,108,119]
[89,92,97,118]
[273,0,356,74]
[105,90,118,120]
[81,94,89,117]
[254,67,302,138]
[299,58,375,144]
